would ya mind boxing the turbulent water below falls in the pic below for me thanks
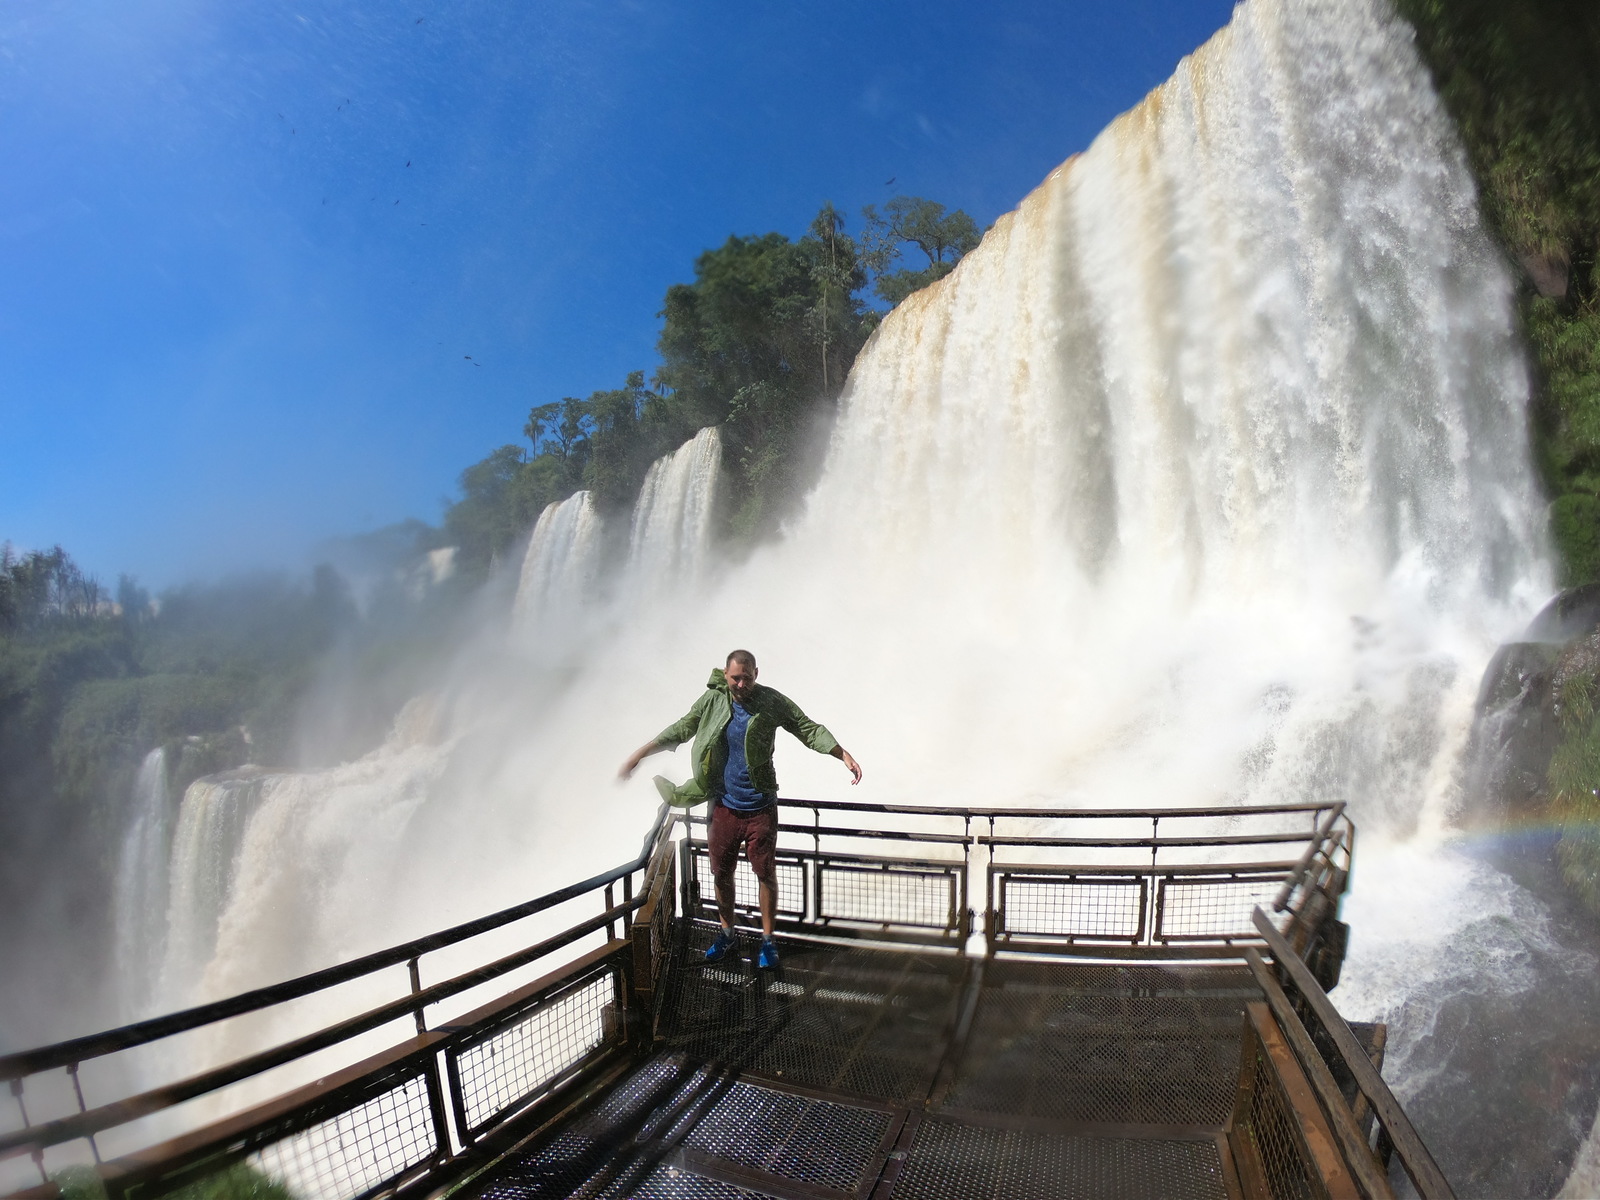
[114,0,1600,1191]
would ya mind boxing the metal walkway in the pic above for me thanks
[0,799,1452,1200]
[470,928,1250,1199]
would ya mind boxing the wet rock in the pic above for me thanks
[1464,641,1562,818]
[1520,249,1571,301]
[1526,582,1600,643]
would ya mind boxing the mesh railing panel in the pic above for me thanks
[692,850,806,917]
[1002,876,1145,940]
[453,972,615,1134]
[817,863,956,930]
[1157,877,1281,940]
[1246,1046,1316,1200]
[248,1073,436,1200]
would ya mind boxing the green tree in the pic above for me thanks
[656,207,873,536]
[582,371,680,512]
[861,195,982,305]
[442,446,543,578]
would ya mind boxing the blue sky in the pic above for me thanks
[1,0,1236,588]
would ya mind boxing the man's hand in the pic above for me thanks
[619,741,662,780]
[835,747,863,785]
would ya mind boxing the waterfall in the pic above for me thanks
[158,768,272,1009]
[627,427,723,594]
[512,490,603,630]
[154,0,1561,1172]
[112,748,173,1013]
[181,0,1548,985]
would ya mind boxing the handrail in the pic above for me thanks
[775,797,1340,819]
[1244,950,1394,1200]
[0,803,673,1080]
[1273,802,1347,912]
[1253,908,1454,1199]
[978,832,1323,848]
[0,900,637,1160]
[15,798,1329,1082]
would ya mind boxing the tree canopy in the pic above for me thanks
[442,194,982,570]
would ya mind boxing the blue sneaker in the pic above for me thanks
[757,938,779,969]
[704,929,736,964]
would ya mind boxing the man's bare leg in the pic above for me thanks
[714,878,774,938]
[759,880,776,940]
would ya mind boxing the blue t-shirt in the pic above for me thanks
[720,700,774,811]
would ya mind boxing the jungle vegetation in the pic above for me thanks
[441,196,981,576]
[1397,0,1600,914]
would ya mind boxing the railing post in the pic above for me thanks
[67,1061,101,1165]
[605,882,616,942]
[961,814,973,943]
[11,1078,47,1186]
[407,957,427,1035]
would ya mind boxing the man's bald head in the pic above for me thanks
[726,649,757,671]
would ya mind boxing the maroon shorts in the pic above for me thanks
[708,802,778,885]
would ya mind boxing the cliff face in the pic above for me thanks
[1465,585,1600,914]
[1400,0,1600,914]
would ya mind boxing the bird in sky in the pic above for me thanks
[885,177,896,186]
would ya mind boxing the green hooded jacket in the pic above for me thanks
[654,667,840,807]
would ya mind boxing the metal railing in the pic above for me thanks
[682,798,1352,958]
[1,794,1419,1200]
[1240,912,1455,1200]
[0,807,683,1200]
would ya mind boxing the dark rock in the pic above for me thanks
[1520,249,1571,300]
[1525,582,1600,642]
[1464,641,1563,819]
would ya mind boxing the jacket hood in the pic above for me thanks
[707,666,762,700]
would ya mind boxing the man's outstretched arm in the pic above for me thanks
[619,739,667,780]
[831,745,863,785]
[621,693,709,779]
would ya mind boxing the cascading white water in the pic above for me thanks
[112,747,173,1012]
[627,427,723,593]
[142,0,1566,1163]
[512,489,603,630]
[158,768,272,1010]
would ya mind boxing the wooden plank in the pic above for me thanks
[1248,1003,1360,1200]
[1253,911,1454,1198]
[1244,951,1394,1199]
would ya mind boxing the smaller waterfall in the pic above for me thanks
[627,427,722,593]
[513,490,603,629]
[112,747,173,1012]
[158,768,270,1009]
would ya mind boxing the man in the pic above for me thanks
[619,649,862,968]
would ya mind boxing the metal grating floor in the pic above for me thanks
[893,1116,1229,1200]
[940,959,1260,1127]
[655,926,966,1104]
[468,934,1260,1199]
[471,1054,900,1199]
